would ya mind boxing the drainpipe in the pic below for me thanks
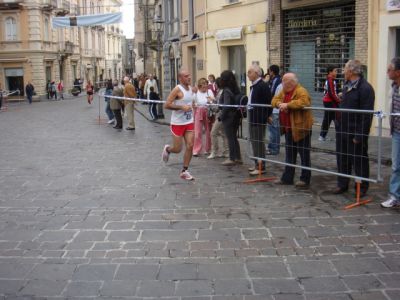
[204,0,208,76]
[267,0,272,68]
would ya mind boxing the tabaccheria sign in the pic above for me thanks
[288,18,318,28]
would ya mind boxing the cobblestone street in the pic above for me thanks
[0,96,399,300]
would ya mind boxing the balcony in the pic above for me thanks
[41,0,57,11]
[0,0,23,10]
[54,0,70,16]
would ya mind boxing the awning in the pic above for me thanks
[215,27,243,41]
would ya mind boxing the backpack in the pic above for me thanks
[235,93,248,118]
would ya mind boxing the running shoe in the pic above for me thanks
[180,170,194,181]
[162,145,170,163]
[381,195,400,208]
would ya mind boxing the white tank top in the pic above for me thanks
[170,84,194,125]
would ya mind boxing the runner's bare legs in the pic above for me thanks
[183,130,194,168]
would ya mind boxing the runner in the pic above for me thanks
[162,69,195,181]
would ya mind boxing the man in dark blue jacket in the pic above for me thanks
[333,60,375,196]
[247,64,272,175]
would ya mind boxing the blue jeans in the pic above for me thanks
[267,113,280,154]
[105,100,114,120]
[390,131,400,199]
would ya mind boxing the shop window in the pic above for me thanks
[5,17,17,41]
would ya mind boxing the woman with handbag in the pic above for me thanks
[208,77,228,159]
[193,78,214,156]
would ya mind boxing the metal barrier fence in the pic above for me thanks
[100,93,392,209]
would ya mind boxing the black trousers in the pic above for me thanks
[223,116,241,161]
[149,103,158,120]
[112,109,123,128]
[250,124,266,168]
[281,131,311,184]
[320,102,336,138]
[336,133,369,192]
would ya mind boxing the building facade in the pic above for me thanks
[0,0,123,99]
[205,0,269,92]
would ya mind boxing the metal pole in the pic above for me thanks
[377,112,384,182]
[157,34,164,119]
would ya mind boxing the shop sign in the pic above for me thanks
[197,59,203,71]
[282,0,339,10]
[387,0,400,11]
[5,68,23,77]
[215,27,242,41]
[288,18,318,29]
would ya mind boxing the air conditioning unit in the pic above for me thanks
[180,21,188,37]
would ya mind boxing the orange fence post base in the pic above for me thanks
[344,181,372,210]
[244,161,276,184]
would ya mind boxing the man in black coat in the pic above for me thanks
[247,64,272,175]
[333,59,375,196]
[25,81,34,104]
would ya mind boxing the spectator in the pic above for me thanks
[381,57,400,207]
[267,64,282,155]
[148,86,159,120]
[46,80,51,99]
[208,74,217,97]
[104,80,115,124]
[0,83,3,111]
[208,77,228,159]
[319,65,341,141]
[144,74,158,100]
[123,76,137,130]
[333,59,375,197]
[219,70,242,166]
[25,81,35,104]
[50,80,57,100]
[193,78,214,156]
[247,64,272,175]
[272,73,313,188]
[111,80,124,129]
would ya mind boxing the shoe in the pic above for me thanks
[193,153,199,157]
[180,170,194,181]
[107,119,115,124]
[125,127,135,130]
[113,125,122,129]
[235,160,243,165]
[318,136,326,142]
[332,187,348,194]
[221,159,236,166]
[207,153,216,159]
[274,179,292,185]
[248,166,256,172]
[249,169,266,176]
[381,195,400,208]
[295,181,309,188]
[162,145,170,163]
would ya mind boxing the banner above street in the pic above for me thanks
[52,12,122,28]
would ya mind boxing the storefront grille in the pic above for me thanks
[283,1,355,106]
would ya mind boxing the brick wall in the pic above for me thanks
[269,0,283,67]
[355,0,368,65]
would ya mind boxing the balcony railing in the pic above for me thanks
[41,0,57,10]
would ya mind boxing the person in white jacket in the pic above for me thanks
[144,74,159,99]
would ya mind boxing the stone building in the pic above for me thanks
[0,0,123,100]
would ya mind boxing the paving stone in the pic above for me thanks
[18,279,67,297]
[300,276,348,292]
[246,261,290,278]
[0,280,26,295]
[63,281,101,297]
[158,263,197,280]
[332,258,391,275]
[25,264,76,280]
[141,230,196,241]
[0,263,35,279]
[214,279,252,295]
[108,231,140,242]
[349,291,389,300]
[198,229,242,241]
[115,264,159,280]
[100,280,139,297]
[137,280,175,297]
[72,264,117,281]
[252,279,302,294]
[73,231,107,242]
[175,280,213,296]
[198,263,246,279]
[289,260,336,277]
[341,274,383,291]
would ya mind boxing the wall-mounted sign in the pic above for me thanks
[197,59,203,71]
[387,0,400,11]
[288,18,318,29]
[282,0,339,10]
[215,27,242,41]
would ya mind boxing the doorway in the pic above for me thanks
[228,45,246,93]
[5,68,24,96]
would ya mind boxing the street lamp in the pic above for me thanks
[153,14,165,119]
